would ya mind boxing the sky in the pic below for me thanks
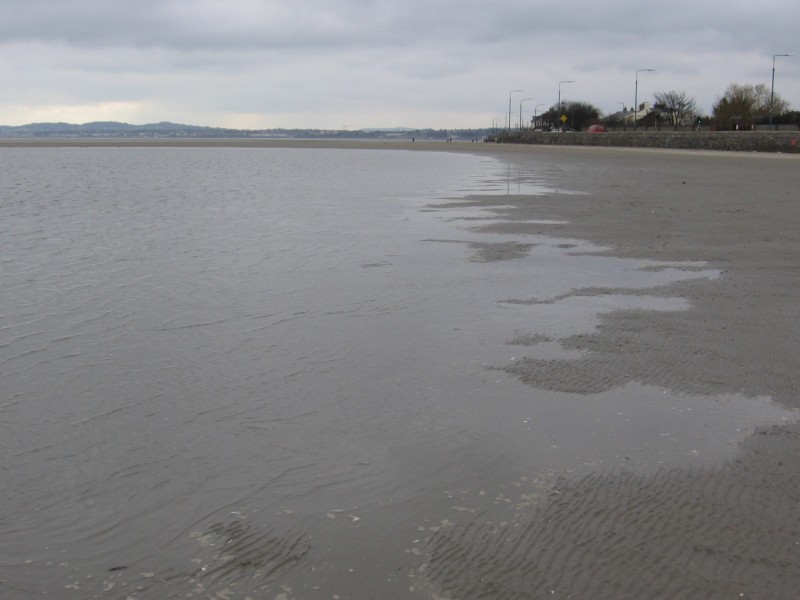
[1,0,798,130]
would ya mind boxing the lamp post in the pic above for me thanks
[770,53,794,129]
[519,97,534,132]
[533,103,544,129]
[634,68,655,131]
[508,90,523,132]
[492,116,502,136]
[617,101,627,131]
[558,80,575,131]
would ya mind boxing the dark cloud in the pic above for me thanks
[4,0,792,51]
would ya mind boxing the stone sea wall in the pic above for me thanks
[494,131,800,153]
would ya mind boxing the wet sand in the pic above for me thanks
[219,142,798,597]
[330,141,800,598]
[420,145,800,598]
[4,139,800,598]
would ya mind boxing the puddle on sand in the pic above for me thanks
[451,159,590,197]
[424,157,799,474]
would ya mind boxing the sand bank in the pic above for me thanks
[2,134,799,153]
[420,144,800,599]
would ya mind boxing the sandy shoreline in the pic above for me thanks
[4,134,800,158]
[4,140,799,597]
[420,144,800,598]
[264,140,799,597]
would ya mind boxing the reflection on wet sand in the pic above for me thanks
[2,145,799,599]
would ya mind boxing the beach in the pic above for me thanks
[423,144,800,598]
[339,142,800,597]
[2,139,799,599]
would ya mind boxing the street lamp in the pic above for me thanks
[520,97,534,132]
[492,116,503,135]
[770,53,794,129]
[634,68,655,131]
[534,103,544,129]
[508,90,523,132]
[558,80,575,131]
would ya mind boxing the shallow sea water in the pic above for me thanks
[0,147,794,599]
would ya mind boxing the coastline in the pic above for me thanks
[2,132,800,154]
[4,140,799,597]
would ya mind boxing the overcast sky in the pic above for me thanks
[1,0,798,129]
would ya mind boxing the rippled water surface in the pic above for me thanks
[1,147,793,599]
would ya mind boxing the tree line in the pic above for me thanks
[529,83,795,132]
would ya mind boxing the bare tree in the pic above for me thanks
[653,90,699,130]
[713,83,790,129]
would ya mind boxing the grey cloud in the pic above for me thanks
[0,0,796,65]
[0,0,413,50]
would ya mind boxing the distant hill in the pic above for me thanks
[0,121,491,140]
[0,121,241,138]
